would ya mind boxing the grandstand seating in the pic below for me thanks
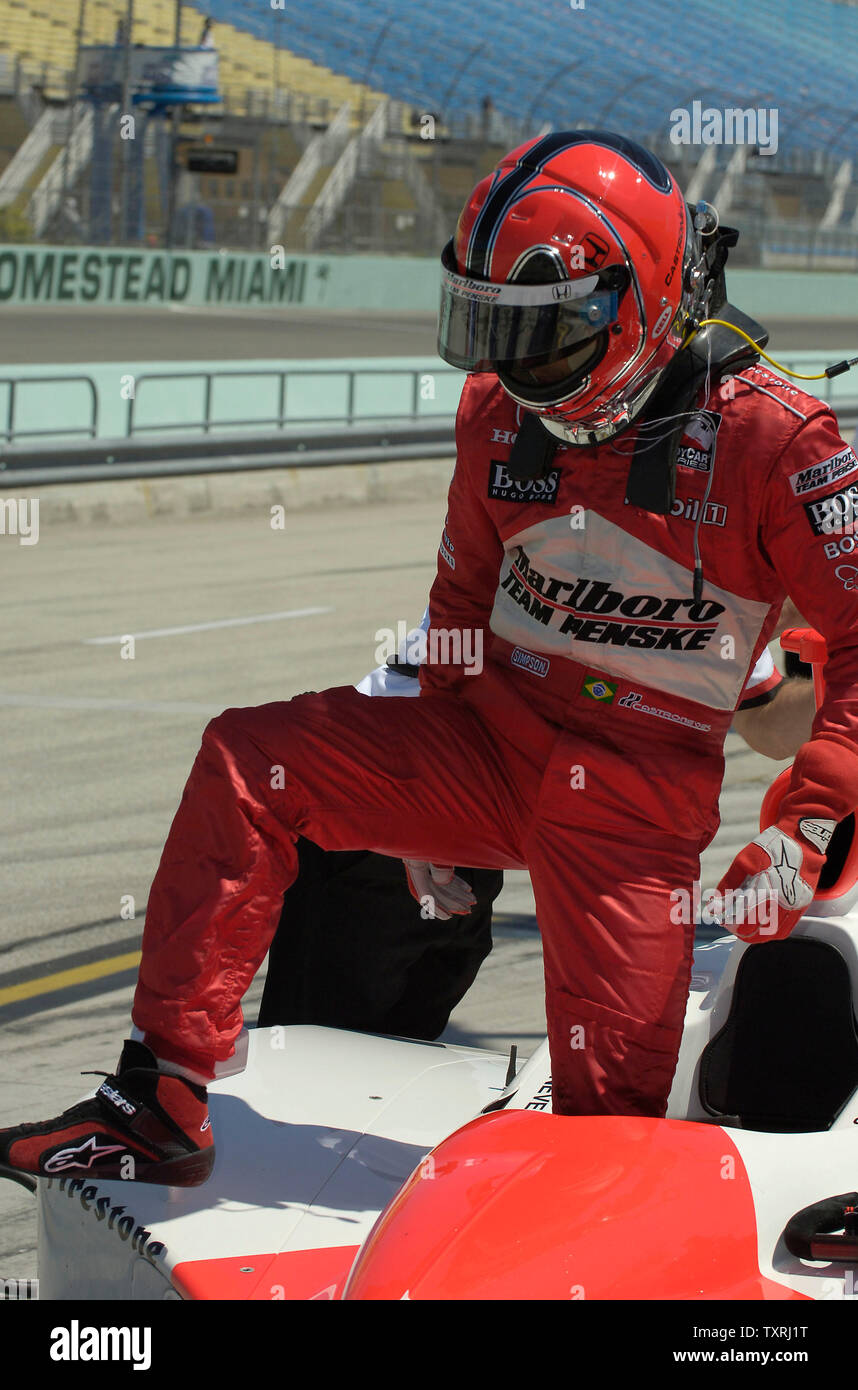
[0,0,856,255]
[0,0,385,118]
[200,0,858,163]
[3,0,856,164]
[0,95,28,167]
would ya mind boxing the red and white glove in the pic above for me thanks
[717,820,833,940]
[403,860,476,921]
[717,739,858,941]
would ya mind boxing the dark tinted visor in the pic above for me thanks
[437,239,620,372]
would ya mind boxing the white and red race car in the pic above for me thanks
[32,633,858,1300]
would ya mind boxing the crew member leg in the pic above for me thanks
[257,841,502,1039]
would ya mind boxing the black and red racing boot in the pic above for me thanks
[0,1040,214,1187]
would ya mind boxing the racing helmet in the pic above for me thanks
[437,130,707,445]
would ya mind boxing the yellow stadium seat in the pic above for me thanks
[1,0,390,127]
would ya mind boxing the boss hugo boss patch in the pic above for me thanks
[488,460,561,504]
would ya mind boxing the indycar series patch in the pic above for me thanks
[676,410,721,473]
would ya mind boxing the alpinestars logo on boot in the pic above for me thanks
[43,1137,129,1174]
[488,461,560,505]
[97,1081,138,1118]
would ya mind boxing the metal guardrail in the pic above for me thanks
[0,374,99,443]
[3,359,854,449]
[2,408,855,489]
[0,420,457,487]
[0,360,855,485]
[125,366,460,437]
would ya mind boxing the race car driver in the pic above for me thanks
[3,130,857,1188]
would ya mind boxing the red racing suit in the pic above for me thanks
[132,363,858,1118]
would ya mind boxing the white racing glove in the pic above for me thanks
[403,860,477,921]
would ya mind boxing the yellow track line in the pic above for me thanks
[0,952,142,1008]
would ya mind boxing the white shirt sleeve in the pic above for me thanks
[744,646,775,692]
[355,665,420,697]
[355,609,430,698]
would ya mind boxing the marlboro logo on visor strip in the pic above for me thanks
[441,267,601,306]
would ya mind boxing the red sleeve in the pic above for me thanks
[419,377,504,695]
[759,414,858,817]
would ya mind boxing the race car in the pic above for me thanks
[28,632,858,1300]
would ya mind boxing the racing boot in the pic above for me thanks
[0,1040,214,1186]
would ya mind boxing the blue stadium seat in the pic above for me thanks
[202,0,858,160]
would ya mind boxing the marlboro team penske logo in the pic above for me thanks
[788,448,858,498]
[491,509,769,711]
[501,545,726,649]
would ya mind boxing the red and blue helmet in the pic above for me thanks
[438,130,705,443]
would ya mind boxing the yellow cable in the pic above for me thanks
[689,318,829,380]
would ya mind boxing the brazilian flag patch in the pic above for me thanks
[582,677,617,703]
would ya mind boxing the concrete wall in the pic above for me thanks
[729,268,858,321]
[1,243,856,319]
[0,244,439,311]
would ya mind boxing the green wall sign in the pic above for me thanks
[0,245,440,310]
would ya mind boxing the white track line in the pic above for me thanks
[83,606,334,644]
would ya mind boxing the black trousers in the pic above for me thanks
[258,839,504,1040]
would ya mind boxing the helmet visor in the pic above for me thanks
[437,240,620,372]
